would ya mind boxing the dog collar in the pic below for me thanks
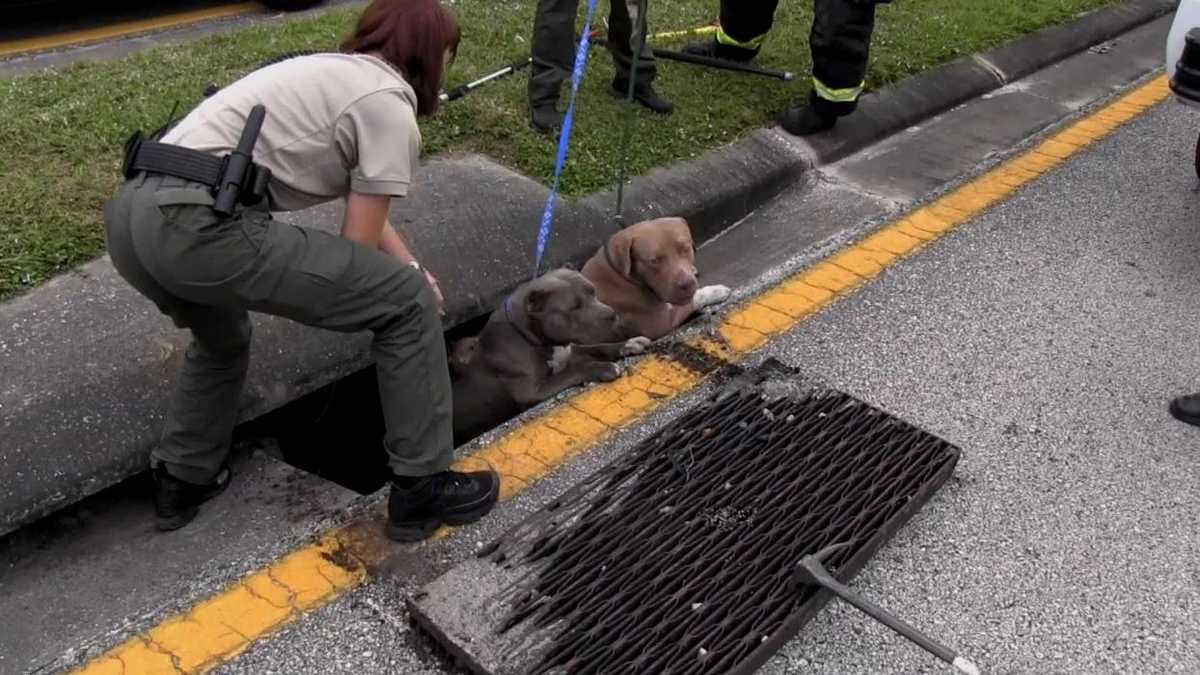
[504,295,544,347]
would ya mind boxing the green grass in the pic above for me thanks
[0,0,1121,300]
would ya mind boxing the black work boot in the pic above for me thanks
[610,80,674,115]
[681,37,757,63]
[530,104,564,135]
[1170,393,1200,427]
[153,463,231,531]
[387,469,501,542]
[779,93,839,137]
[779,104,837,136]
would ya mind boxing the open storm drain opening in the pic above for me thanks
[408,359,960,675]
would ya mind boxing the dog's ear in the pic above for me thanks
[609,229,636,277]
[525,288,549,315]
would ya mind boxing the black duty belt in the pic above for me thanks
[122,104,272,217]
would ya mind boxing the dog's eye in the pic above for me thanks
[650,256,663,266]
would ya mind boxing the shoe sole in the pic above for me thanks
[529,120,560,135]
[1169,399,1200,427]
[607,86,674,115]
[155,466,232,532]
[385,487,500,543]
[156,507,199,532]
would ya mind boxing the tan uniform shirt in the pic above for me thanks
[161,53,421,212]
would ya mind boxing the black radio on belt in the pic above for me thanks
[121,104,273,217]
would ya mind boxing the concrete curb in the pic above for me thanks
[803,0,1176,164]
[0,0,1173,535]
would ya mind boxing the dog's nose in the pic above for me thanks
[676,277,698,296]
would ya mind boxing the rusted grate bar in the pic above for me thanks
[410,359,960,675]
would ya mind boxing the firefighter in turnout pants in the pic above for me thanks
[683,0,888,136]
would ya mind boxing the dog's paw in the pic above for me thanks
[590,362,622,382]
[621,336,652,356]
[547,345,572,374]
[693,284,732,309]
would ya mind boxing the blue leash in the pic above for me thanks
[532,0,601,279]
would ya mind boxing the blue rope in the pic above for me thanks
[532,0,601,279]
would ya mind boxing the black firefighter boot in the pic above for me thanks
[387,468,501,542]
[610,78,674,115]
[779,91,839,137]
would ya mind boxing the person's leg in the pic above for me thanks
[230,212,499,542]
[683,0,780,63]
[123,178,498,538]
[780,0,881,136]
[151,305,251,483]
[104,178,239,530]
[607,0,670,114]
[528,0,579,133]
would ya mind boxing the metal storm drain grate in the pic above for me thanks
[409,360,960,675]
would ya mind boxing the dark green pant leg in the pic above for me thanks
[104,177,252,484]
[607,0,656,87]
[529,0,657,107]
[243,218,455,477]
[528,0,577,108]
[123,178,454,478]
[153,306,251,483]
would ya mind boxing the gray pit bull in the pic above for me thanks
[451,268,650,446]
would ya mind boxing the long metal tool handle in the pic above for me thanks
[591,36,792,80]
[647,45,794,80]
[801,559,980,675]
[439,58,532,102]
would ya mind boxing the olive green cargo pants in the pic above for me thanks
[103,173,454,484]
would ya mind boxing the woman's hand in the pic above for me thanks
[343,192,444,315]
[422,268,445,316]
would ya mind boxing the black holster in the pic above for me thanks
[121,104,272,217]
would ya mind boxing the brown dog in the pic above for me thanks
[451,269,650,446]
[580,216,730,340]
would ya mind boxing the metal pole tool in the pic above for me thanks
[439,58,533,103]
[437,25,730,104]
[592,36,794,81]
[795,542,982,675]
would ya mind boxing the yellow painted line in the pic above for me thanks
[0,3,260,59]
[652,24,718,40]
[70,75,1169,674]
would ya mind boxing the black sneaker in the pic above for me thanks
[530,104,564,134]
[1170,393,1200,427]
[681,38,757,63]
[387,469,501,542]
[610,80,674,115]
[153,463,231,531]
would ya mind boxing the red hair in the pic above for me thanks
[341,0,461,116]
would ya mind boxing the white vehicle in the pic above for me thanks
[1167,0,1200,176]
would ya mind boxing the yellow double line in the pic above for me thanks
[71,75,1170,674]
[0,3,259,59]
